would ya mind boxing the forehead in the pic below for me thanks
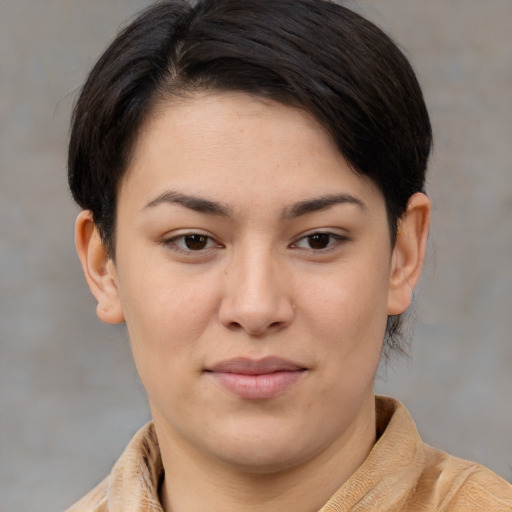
[121,91,384,215]
[134,91,337,168]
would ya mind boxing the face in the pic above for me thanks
[109,92,399,472]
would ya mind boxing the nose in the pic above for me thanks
[218,246,295,336]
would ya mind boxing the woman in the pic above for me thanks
[66,0,512,510]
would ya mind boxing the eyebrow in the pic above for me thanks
[283,194,366,219]
[143,190,365,218]
[144,190,232,216]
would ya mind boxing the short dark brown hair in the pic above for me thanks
[68,0,432,352]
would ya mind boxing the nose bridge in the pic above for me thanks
[219,237,293,335]
[239,243,277,302]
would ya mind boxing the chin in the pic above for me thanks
[217,446,312,475]
[203,425,325,475]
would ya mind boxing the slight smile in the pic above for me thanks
[206,357,308,400]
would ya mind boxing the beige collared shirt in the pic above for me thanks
[66,397,512,511]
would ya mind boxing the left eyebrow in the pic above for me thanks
[283,194,366,219]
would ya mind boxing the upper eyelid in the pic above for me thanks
[163,229,217,240]
[163,232,224,251]
[290,229,348,243]
[289,232,348,252]
[162,229,347,240]
[161,228,348,247]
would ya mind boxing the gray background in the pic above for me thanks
[1,1,511,511]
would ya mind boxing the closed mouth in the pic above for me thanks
[205,357,307,399]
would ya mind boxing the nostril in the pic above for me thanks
[224,319,285,337]
[226,321,243,331]
[218,292,295,336]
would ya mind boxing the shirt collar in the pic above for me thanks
[105,397,424,512]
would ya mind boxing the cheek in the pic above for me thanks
[301,262,390,349]
[302,268,389,410]
[116,263,220,374]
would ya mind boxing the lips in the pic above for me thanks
[206,357,307,400]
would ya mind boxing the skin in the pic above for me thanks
[76,92,430,512]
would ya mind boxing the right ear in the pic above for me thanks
[75,210,125,324]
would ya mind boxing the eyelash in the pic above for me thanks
[162,231,347,255]
[163,233,223,254]
[290,231,347,252]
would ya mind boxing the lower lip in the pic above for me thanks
[209,370,305,399]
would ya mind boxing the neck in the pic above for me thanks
[155,398,376,512]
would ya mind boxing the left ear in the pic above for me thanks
[387,192,431,315]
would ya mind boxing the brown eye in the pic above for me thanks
[307,233,331,249]
[184,234,209,250]
[292,232,344,251]
[164,232,221,254]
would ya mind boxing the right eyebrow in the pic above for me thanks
[143,190,232,217]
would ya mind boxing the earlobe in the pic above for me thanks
[75,210,125,324]
[387,192,431,315]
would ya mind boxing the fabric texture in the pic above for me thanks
[66,397,512,511]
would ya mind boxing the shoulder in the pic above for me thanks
[371,397,511,511]
[64,422,163,512]
[412,444,512,511]
[65,477,109,512]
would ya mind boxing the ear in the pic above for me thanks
[75,210,125,324]
[387,192,431,315]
